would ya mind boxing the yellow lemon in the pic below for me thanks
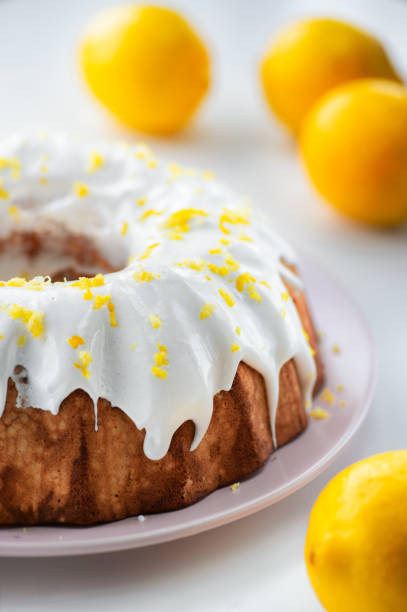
[79,5,210,134]
[261,18,400,133]
[305,451,407,612]
[300,79,407,226]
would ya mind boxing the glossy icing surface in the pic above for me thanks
[0,134,316,459]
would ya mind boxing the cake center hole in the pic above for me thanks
[0,231,121,282]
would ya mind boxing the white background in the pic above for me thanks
[0,0,406,609]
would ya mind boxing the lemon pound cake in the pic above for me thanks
[0,134,323,525]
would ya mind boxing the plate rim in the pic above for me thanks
[0,255,377,557]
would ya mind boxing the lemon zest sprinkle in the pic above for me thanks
[235,272,255,293]
[73,182,89,197]
[231,343,240,352]
[219,289,235,307]
[148,314,162,329]
[8,205,21,221]
[139,243,160,260]
[219,207,250,235]
[139,209,163,221]
[0,180,9,199]
[93,294,111,310]
[120,221,129,236]
[107,301,118,327]
[133,269,157,283]
[88,151,104,173]
[162,208,207,240]
[310,408,329,420]
[74,351,93,379]
[68,335,85,349]
[152,365,167,379]
[200,303,215,320]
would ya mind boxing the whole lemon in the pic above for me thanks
[261,18,400,133]
[300,79,407,226]
[305,451,407,612]
[79,5,210,134]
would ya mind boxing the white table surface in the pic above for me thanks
[0,0,406,609]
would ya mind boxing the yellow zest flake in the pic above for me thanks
[305,400,311,409]
[68,335,85,349]
[230,482,240,491]
[281,292,289,302]
[88,151,104,173]
[337,384,344,391]
[139,209,163,221]
[93,294,111,310]
[74,351,93,379]
[0,334,2,340]
[137,197,147,206]
[162,208,208,240]
[118,220,128,236]
[219,207,250,235]
[40,164,48,173]
[339,400,347,407]
[83,288,93,300]
[224,254,240,272]
[209,248,222,255]
[200,303,215,320]
[152,365,167,379]
[0,180,9,200]
[303,328,315,355]
[260,281,270,288]
[73,182,89,197]
[202,170,214,180]
[0,157,21,179]
[219,289,235,307]
[238,231,252,242]
[7,304,45,338]
[8,205,21,221]
[219,237,230,246]
[40,177,48,185]
[167,162,195,179]
[205,275,212,281]
[310,408,329,420]
[17,335,26,347]
[235,272,255,293]
[235,326,241,335]
[148,314,162,329]
[139,242,160,260]
[177,259,207,271]
[131,343,137,350]
[154,343,168,366]
[320,387,335,404]
[152,342,168,379]
[133,268,157,283]
[147,159,157,168]
[208,263,229,277]
[332,344,341,354]
[231,343,240,352]
[281,307,287,318]
[0,276,49,291]
[107,301,118,327]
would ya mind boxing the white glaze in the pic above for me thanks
[0,134,316,460]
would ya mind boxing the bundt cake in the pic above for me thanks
[0,134,323,525]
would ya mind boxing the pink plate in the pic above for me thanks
[0,256,376,557]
